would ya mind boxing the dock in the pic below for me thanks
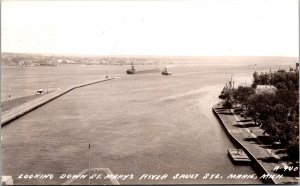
[228,148,251,163]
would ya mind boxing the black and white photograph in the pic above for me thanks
[1,0,299,185]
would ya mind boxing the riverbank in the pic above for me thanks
[213,102,299,184]
[1,77,115,126]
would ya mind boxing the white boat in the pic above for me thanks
[162,67,172,75]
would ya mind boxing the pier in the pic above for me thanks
[1,77,115,126]
[228,148,251,164]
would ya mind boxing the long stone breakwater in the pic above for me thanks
[1,77,115,126]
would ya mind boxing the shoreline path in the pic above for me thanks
[213,102,299,184]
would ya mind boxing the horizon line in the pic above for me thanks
[1,52,299,58]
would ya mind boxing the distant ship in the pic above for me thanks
[162,67,172,75]
[40,63,57,67]
[126,63,136,74]
[126,62,161,75]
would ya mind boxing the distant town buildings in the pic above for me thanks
[1,53,162,67]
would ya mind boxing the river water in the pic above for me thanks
[1,61,296,184]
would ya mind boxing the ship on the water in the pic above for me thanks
[126,63,160,74]
[162,67,172,75]
[126,63,136,74]
[39,63,58,67]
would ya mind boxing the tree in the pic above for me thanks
[253,71,260,84]
[233,86,255,109]
[245,92,276,125]
[221,69,299,163]
[259,73,271,85]
[275,89,297,109]
[219,89,234,102]
[223,100,233,109]
[251,82,257,89]
[286,138,300,163]
[272,104,289,123]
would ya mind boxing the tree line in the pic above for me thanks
[219,69,299,163]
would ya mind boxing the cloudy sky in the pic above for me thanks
[1,0,299,56]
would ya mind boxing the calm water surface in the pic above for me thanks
[2,62,293,184]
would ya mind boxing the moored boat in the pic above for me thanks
[228,149,251,164]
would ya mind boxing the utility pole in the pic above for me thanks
[88,143,91,185]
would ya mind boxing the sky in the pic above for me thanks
[1,0,299,57]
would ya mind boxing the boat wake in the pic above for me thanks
[157,88,209,103]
